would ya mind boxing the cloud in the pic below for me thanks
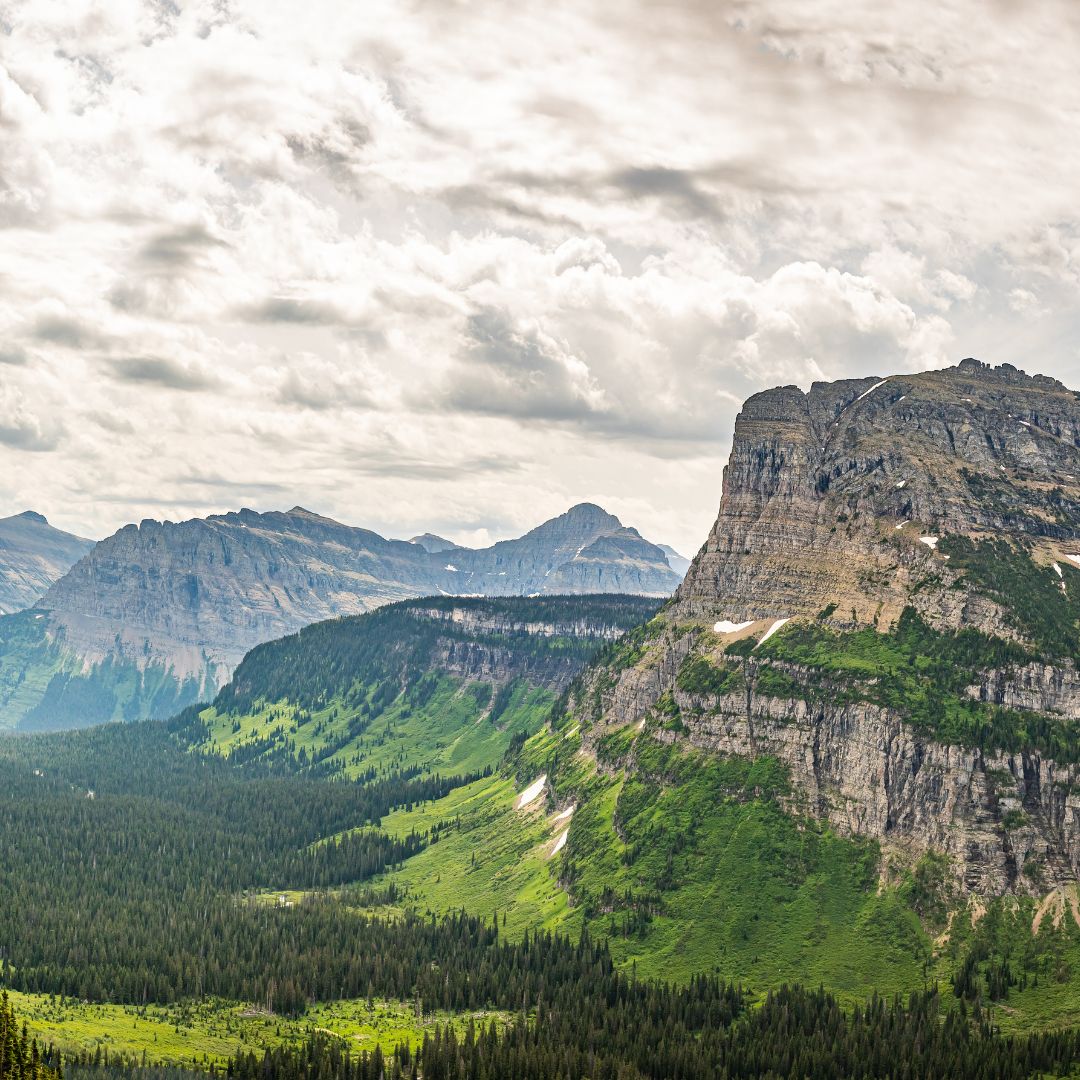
[30,313,107,350]
[137,224,225,270]
[109,356,221,391]
[438,307,607,423]
[239,297,349,325]
[0,386,62,452]
[4,0,1080,555]
[0,346,28,366]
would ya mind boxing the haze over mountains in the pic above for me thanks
[0,501,683,730]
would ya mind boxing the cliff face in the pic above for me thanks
[0,512,94,615]
[572,360,1080,900]
[677,358,1080,632]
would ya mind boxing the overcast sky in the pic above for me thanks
[3,1,1080,554]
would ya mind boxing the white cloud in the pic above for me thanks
[2,0,1080,554]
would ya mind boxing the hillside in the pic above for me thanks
[0,512,93,616]
[0,504,679,731]
[185,594,660,778]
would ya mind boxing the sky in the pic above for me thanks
[3,1,1080,555]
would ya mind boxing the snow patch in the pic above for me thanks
[896,395,906,403]
[552,805,575,823]
[1066,554,1080,569]
[1054,562,1063,578]
[919,536,939,550]
[853,379,887,404]
[896,480,906,489]
[550,829,569,856]
[756,618,790,648]
[564,724,580,740]
[515,775,547,809]
[895,521,908,530]
[713,619,753,634]
[444,564,458,572]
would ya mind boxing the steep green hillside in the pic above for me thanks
[186,595,660,779]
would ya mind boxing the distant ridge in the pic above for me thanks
[0,502,680,730]
[0,511,94,615]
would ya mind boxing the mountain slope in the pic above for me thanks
[0,504,678,730]
[185,594,660,779]
[559,359,1080,899]
[0,512,94,615]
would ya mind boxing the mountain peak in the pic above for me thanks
[563,501,619,523]
[410,532,459,554]
[15,511,48,526]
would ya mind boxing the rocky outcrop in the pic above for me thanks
[967,662,1080,718]
[663,671,1080,897]
[676,359,1080,632]
[0,512,94,615]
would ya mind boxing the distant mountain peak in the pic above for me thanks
[562,502,620,524]
[410,533,459,554]
[15,510,48,525]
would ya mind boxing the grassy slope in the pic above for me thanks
[197,675,554,780]
[9,990,508,1068]
[364,716,1080,1032]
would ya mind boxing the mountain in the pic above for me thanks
[0,503,679,730]
[324,358,1080,1015]
[409,532,458,553]
[658,543,690,577]
[577,359,1080,898]
[0,511,94,615]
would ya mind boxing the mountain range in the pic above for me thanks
[6,357,1080,1063]
[0,501,684,730]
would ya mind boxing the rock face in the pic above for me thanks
[0,512,94,615]
[576,360,1080,899]
[0,502,678,729]
[677,358,1080,630]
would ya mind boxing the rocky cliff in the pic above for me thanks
[0,512,94,615]
[677,358,1080,632]
[566,359,1080,902]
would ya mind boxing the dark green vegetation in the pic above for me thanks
[217,596,659,717]
[754,606,1080,761]
[942,536,1080,657]
[0,611,206,732]
[1,992,59,1080]
[0,723,470,1010]
[229,985,1080,1080]
[4,588,1080,1077]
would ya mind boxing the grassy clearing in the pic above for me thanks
[9,990,509,1068]
[375,773,571,935]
